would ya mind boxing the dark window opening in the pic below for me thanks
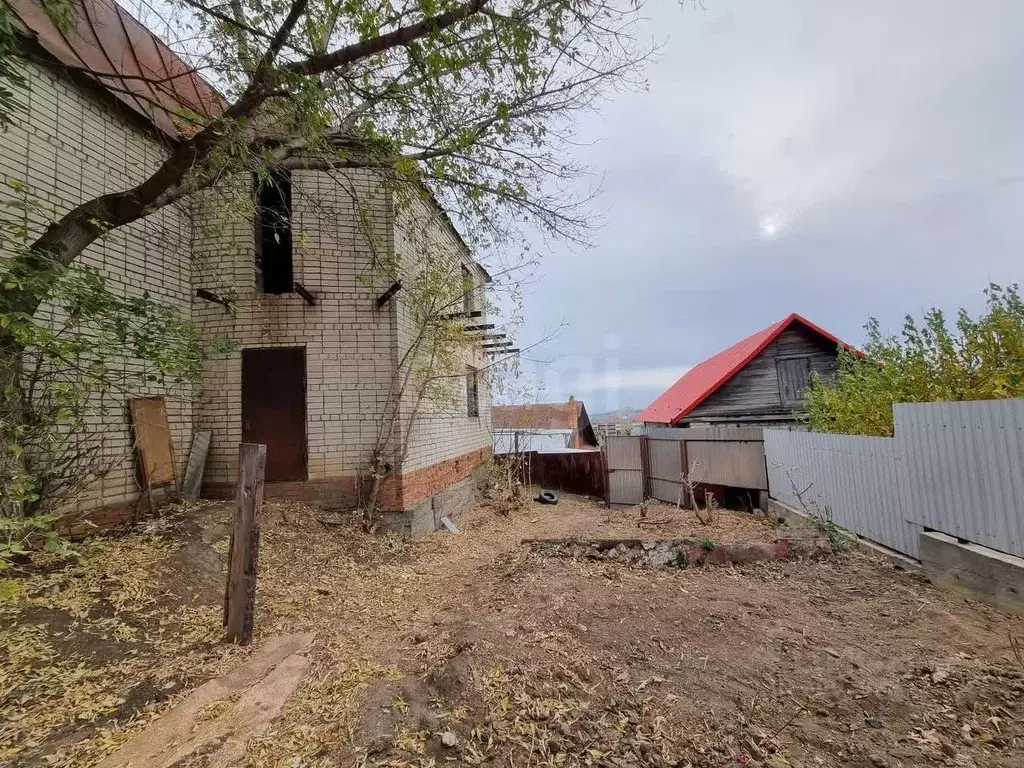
[255,169,293,294]
[466,366,480,417]
[461,264,475,313]
[777,356,812,405]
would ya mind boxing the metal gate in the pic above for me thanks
[647,437,685,504]
[605,436,644,506]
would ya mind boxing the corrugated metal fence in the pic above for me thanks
[764,399,1024,560]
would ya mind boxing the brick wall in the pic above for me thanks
[0,60,194,514]
[2,60,492,519]
[392,193,494,478]
[191,168,400,489]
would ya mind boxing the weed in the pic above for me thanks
[670,551,688,568]
[811,514,853,553]
[697,537,717,552]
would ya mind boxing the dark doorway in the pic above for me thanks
[241,347,307,482]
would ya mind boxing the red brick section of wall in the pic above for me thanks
[203,447,492,513]
[56,500,137,540]
[58,448,492,542]
[379,447,493,512]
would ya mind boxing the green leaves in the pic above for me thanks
[805,283,1024,436]
[1,181,204,517]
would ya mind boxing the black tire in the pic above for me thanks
[537,490,558,505]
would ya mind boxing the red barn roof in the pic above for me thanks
[638,313,850,425]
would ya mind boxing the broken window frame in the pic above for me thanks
[254,168,294,294]
[461,264,475,314]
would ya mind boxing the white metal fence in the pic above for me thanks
[764,399,1024,560]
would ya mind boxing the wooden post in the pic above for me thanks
[224,443,266,645]
[680,439,692,510]
[640,435,651,501]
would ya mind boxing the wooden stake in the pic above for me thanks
[224,443,266,645]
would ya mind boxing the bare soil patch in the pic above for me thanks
[2,493,1021,768]
[484,491,808,543]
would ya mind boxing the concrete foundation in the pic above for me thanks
[380,473,480,538]
[919,531,1024,614]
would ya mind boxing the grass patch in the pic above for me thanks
[810,515,853,553]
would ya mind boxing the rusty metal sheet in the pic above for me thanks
[10,0,222,137]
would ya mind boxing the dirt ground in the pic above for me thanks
[504,493,807,543]
[2,493,1022,767]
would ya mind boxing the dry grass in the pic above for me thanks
[2,493,1022,767]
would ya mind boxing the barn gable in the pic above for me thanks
[681,324,839,424]
[638,314,852,427]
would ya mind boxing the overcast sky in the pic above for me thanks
[505,0,1024,414]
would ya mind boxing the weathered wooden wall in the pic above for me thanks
[683,326,838,425]
[517,451,607,499]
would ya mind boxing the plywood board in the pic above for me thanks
[130,397,177,489]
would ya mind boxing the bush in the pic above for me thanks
[805,283,1024,436]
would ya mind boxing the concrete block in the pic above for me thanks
[919,531,1024,614]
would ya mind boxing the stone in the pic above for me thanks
[440,730,458,748]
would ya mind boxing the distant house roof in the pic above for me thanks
[492,399,598,448]
[493,428,575,454]
[12,0,223,137]
[638,313,850,425]
[493,402,579,430]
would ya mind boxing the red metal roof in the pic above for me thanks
[12,0,222,137]
[637,313,849,425]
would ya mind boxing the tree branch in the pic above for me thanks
[286,0,489,77]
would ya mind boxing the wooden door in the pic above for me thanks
[777,356,812,406]
[241,347,307,482]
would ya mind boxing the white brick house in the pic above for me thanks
[4,0,494,534]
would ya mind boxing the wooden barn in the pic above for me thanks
[638,314,851,428]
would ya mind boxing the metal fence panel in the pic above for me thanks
[644,426,763,442]
[895,400,1024,558]
[605,436,644,506]
[647,438,683,504]
[688,440,768,490]
[764,430,921,558]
